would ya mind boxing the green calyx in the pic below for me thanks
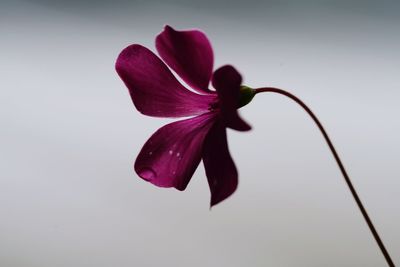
[238,85,256,108]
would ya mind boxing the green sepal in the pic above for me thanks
[238,85,256,108]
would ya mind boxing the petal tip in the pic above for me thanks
[235,121,252,132]
[209,183,238,207]
[227,114,252,132]
[173,183,188,191]
[137,167,157,182]
[163,24,174,31]
[115,44,143,71]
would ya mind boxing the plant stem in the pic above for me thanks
[255,87,395,267]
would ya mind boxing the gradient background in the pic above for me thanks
[1,0,399,266]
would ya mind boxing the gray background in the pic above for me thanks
[1,0,399,266]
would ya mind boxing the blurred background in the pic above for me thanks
[1,0,399,266]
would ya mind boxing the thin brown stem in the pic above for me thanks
[255,87,395,267]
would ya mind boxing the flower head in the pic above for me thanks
[116,25,251,206]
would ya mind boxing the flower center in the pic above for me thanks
[208,101,220,111]
[208,86,256,111]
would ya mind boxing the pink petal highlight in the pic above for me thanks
[202,122,238,207]
[156,25,214,93]
[135,112,218,190]
[116,44,216,118]
[212,65,251,131]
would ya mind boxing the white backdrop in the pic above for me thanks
[1,1,399,266]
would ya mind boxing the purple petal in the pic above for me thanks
[156,25,213,93]
[116,44,216,118]
[202,122,238,207]
[212,65,251,131]
[135,112,218,190]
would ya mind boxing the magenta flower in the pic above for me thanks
[116,25,251,206]
[116,25,395,265]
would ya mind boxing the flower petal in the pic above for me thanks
[212,65,251,131]
[135,112,217,190]
[156,25,213,93]
[116,44,216,118]
[202,122,238,207]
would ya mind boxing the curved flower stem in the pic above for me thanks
[255,87,395,267]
